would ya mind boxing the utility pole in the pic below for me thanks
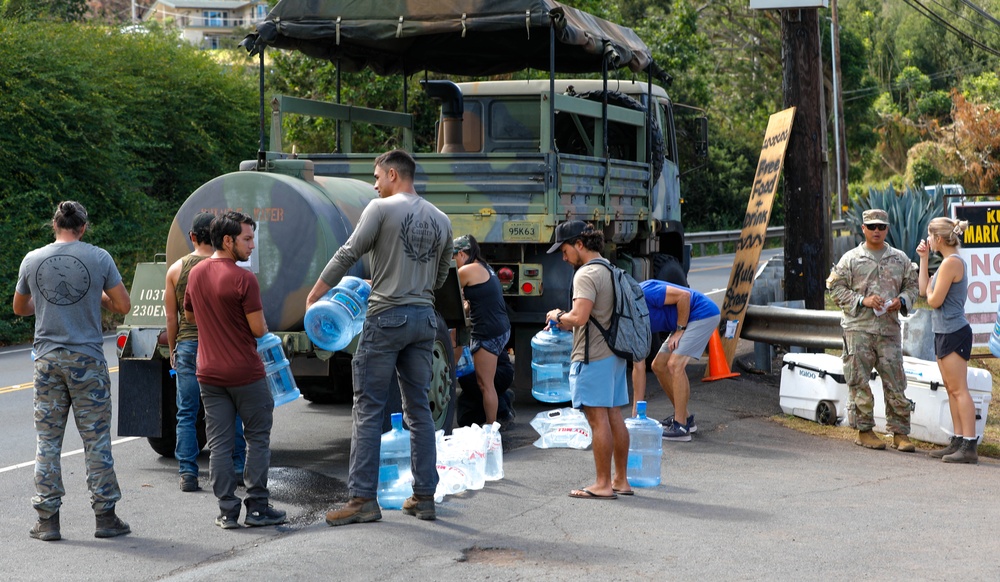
[782,8,831,310]
[830,0,849,215]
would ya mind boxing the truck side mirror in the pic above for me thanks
[695,116,708,158]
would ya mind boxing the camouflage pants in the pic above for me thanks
[32,349,122,518]
[842,331,913,434]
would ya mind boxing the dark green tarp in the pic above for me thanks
[246,0,652,76]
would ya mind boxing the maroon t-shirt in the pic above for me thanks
[183,257,265,387]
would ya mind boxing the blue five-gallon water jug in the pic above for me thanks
[256,333,300,406]
[304,276,372,352]
[530,323,572,403]
[378,413,413,510]
[625,401,663,487]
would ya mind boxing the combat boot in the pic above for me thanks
[929,436,962,459]
[95,509,131,538]
[325,497,381,527]
[855,429,886,450]
[29,512,61,542]
[402,494,436,521]
[891,434,915,452]
[942,438,979,464]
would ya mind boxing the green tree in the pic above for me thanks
[0,19,257,343]
[2,0,87,21]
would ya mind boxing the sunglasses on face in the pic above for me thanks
[864,223,887,231]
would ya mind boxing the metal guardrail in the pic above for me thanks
[742,304,843,351]
[686,220,849,256]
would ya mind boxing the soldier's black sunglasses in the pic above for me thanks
[864,223,887,231]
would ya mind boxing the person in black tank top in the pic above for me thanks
[454,235,511,425]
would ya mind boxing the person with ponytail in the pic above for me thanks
[917,217,978,464]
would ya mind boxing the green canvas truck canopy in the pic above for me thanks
[246,0,653,76]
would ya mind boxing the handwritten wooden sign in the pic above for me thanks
[717,107,796,367]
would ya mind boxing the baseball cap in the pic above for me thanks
[862,209,889,225]
[547,221,589,254]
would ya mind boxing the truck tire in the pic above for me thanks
[382,311,457,434]
[298,354,354,405]
[554,90,665,185]
[146,381,207,458]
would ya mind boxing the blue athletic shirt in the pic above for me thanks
[640,280,720,334]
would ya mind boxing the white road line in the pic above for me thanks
[0,436,141,474]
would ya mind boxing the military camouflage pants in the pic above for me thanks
[32,349,122,518]
[842,331,913,434]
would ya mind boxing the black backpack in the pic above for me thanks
[578,259,652,364]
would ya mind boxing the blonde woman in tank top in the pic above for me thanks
[916,217,978,463]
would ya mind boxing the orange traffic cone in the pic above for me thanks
[702,328,739,382]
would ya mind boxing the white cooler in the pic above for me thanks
[871,356,993,445]
[779,353,853,426]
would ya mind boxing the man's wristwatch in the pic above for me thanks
[556,310,565,325]
[676,325,687,331]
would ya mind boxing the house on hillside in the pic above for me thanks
[142,1,269,49]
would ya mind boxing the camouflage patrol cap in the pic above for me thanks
[862,209,889,225]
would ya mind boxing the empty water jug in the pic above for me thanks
[304,276,372,352]
[257,333,300,406]
[378,412,413,510]
[531,323,572,403]
[625,401,663,487]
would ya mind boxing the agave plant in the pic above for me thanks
[844,184,944,262]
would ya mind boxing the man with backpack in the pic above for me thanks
[546,221,632,499]
[631,280,721,442]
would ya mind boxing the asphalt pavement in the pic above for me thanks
[4,341,998,581]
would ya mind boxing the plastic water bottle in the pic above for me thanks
[435,432,468,502]
[483,423,504,481]
[530,323,572,403]
[377,412,413,510]
[625,401,663,487]
[455,346,475,378]
[304,276,372,352]
[256,333,300,406]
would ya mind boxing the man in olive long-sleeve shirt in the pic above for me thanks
[308,150,452,525]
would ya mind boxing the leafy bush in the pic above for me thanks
[844,183,943,261]
[0,20,257,344]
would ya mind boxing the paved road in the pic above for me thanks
[2,339,996,581]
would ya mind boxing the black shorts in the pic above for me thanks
[935,324,973,361]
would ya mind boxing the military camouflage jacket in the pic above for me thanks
[827,242,918,335]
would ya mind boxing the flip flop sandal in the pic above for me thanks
[613,488,635,496]
[568,488,618,500]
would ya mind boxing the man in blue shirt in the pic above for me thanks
[632,280,720,442]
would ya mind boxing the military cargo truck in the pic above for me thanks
[116,0,706,455]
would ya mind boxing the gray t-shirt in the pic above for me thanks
[320,192,452,316]
[16,240,123,361]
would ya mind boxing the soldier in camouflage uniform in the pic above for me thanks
[13,201,133,541]
[827,209,919,452]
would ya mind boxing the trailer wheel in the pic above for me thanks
[816,400,837,426]
[652,252,688,287]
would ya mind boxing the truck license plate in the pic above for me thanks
[503,221,538,242]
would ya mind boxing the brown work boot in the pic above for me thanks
[95,509,131,538]
[942,438,979,464]
[929,436,962,459]
[402,494,437,521]
[29,512,61,542]
[891,434,915,452]
[855,430,886,450]
[325,497,381,527]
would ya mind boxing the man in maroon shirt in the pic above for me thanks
[184,211,286,530]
